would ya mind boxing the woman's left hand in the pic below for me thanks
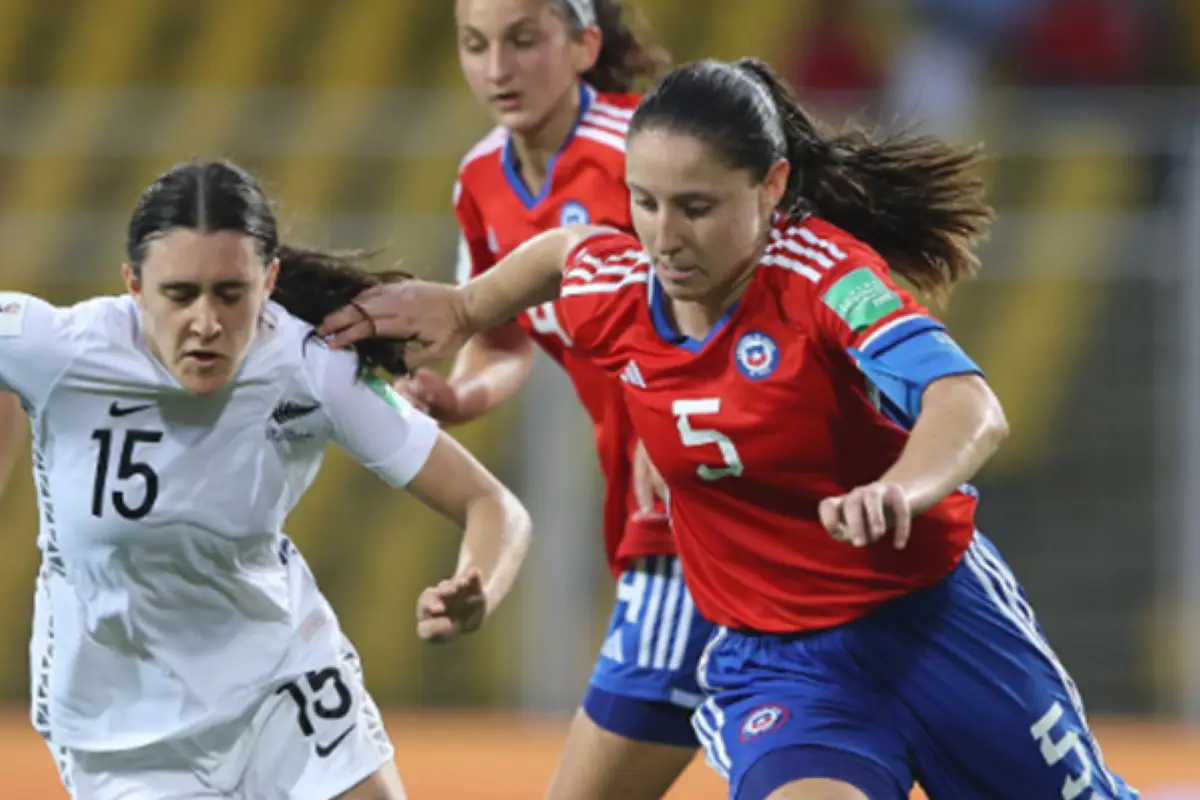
[818,482,913,549]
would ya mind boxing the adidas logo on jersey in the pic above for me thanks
[619,360,646,389]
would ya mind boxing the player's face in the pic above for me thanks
[456,0,593,134]
[627,128,788,305]
[122,230,278,395]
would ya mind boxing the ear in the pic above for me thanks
[570,24,602,75]
[121,263,144,308]
[264,257,279,295]
[762,158,791,217]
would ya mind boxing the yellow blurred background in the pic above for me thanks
[0,0,1199,796]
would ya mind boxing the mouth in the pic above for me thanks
[490,91,523,110]
[181,350,224,369]
[657,263,700,282]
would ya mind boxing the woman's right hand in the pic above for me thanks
[416,569,488,642]
[319,281,472,370]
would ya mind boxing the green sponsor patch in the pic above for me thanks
[822,267,902,331]
[363,373,410,414]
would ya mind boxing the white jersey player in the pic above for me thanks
[0,159,532,800]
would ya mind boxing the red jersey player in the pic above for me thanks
[398,3,709,799]
[326,57,1139,800]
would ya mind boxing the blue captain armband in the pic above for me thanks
[846,316,983,429]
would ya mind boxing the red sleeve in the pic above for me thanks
[810,249,937,353]
[452,177,494,285]
[557,230,648,357]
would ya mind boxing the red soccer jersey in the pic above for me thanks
[454,85,673,575]
[556,216,979,632]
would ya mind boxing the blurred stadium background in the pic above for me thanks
[0,0,1199,796]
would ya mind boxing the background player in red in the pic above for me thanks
[396,3,711,799]
[325,57,1140,800]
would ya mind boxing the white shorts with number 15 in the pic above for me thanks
[46,640,397,800]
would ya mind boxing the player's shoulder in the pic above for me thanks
[570,88,637,162]
[0,294,145,402]
[589,90,640,118]
[268,302,333,363]
[267,302,361,383]
[759,216,935,344]
[454,126,508,204]
[0,291,58,337]
[457,125,507,175]
[246,305,350,415]
[14,292,141,344]
[566,230,647,274]
[759,215,884,294]
[562,230,649,299]
[265,305,416,426]
[72,293,140,331]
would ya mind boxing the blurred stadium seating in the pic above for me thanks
[0,1,1197,795]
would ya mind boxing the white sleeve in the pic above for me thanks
[0,292,77,409]
[309,344,440,487]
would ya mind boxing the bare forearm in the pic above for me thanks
[443,329,533,425]
[455,488,532,618]
[461,225,608,334]
[406,435,532,624]
[880,376,1009,513]
[448,361,529,423]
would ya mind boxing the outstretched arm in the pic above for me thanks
[317,344,534,641]
[820,374,1007,549]
[395,324,533,426]
[405,431,532,640]
[319,225,610,365]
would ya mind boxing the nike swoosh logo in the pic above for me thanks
[315,723,356,758]
[109,401,153,417]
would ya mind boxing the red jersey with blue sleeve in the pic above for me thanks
[453,85,673,575]
[555,217,982,632]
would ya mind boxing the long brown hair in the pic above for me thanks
[630,58,994,301]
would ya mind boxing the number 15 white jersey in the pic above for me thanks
[0,291,439,752]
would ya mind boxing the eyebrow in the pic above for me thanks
[628,183,718,203]
[460,16,538,37]
[159,279,250,291]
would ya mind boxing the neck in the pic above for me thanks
[509,86,583,193]
[669,270,755,340]
[668,238,768,340]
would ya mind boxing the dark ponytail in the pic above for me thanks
[126,158,412,376]
[631,58,994,301]
[557,0,669,93]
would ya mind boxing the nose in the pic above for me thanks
[189,297,222,341]
[485,44,512,85]
[651,208,685,258]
